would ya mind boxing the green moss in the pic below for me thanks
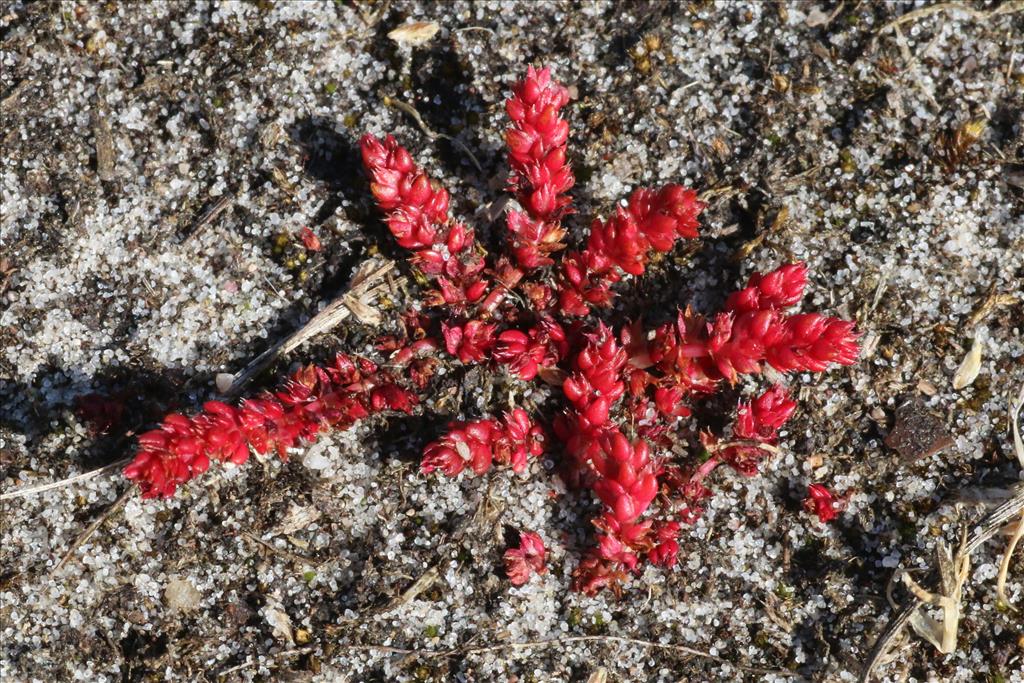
[839,148,856,174]
[575,163,596,185]
[962,374,993,412]
[897,518,918,542]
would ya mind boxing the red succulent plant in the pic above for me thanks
[124,66,859,596]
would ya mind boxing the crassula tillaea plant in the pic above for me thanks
[124,66,859,595]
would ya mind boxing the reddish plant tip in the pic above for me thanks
[591,431,658,525]
[647,264,860,389]
[735,385,797,442]
[421,409,544,477]
[300,226,322,252]
[804,483,847,523]
[725,262,807,313]
[503,66,575,273]
[504,530,548,586]
[360,133,488,311]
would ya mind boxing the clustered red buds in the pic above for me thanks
[126,66,860,597]
[719,385,798,476]
[724,262,807,313]
[360,134,488,309]
[557,185,703,317]
[492,318,568,381]
[124,355,416,498]
[421,409,544,477]
[646,266,858,390]
[505,66,573,270]
[441,319,497,364]
[504,530,548,586]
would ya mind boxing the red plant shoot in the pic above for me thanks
[504,530,548,586]
[804,483,848,523]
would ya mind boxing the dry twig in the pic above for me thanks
[890,534,970,653]
[996,515,1023,609]
[876,1,1023,36]
[216,646,314,679]
[221,259,395,397]
[241,532,320,568]
[49,487,134,576]
[965,282,1019,328]
[182,193,234,242]
[337,634,799,677]
[1011,385,1024,470]
[0,458,130,501]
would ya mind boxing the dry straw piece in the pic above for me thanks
[861,484,1024,682]
[951,336,983,390]
[387,21,440,46]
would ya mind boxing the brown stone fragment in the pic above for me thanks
[884,397,954,461]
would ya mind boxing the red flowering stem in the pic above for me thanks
[124,355,417,498]
[360,133,488,309]
[504,66,573,271]
[557,324,627,456]
[572,427,670,594]
[553,328,678,594]
[421,409,544,477]
[646,263,859,389]
[557,185,704,316]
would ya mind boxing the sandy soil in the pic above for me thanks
[1,1,1022,682]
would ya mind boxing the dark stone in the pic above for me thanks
[884,396,954,462]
